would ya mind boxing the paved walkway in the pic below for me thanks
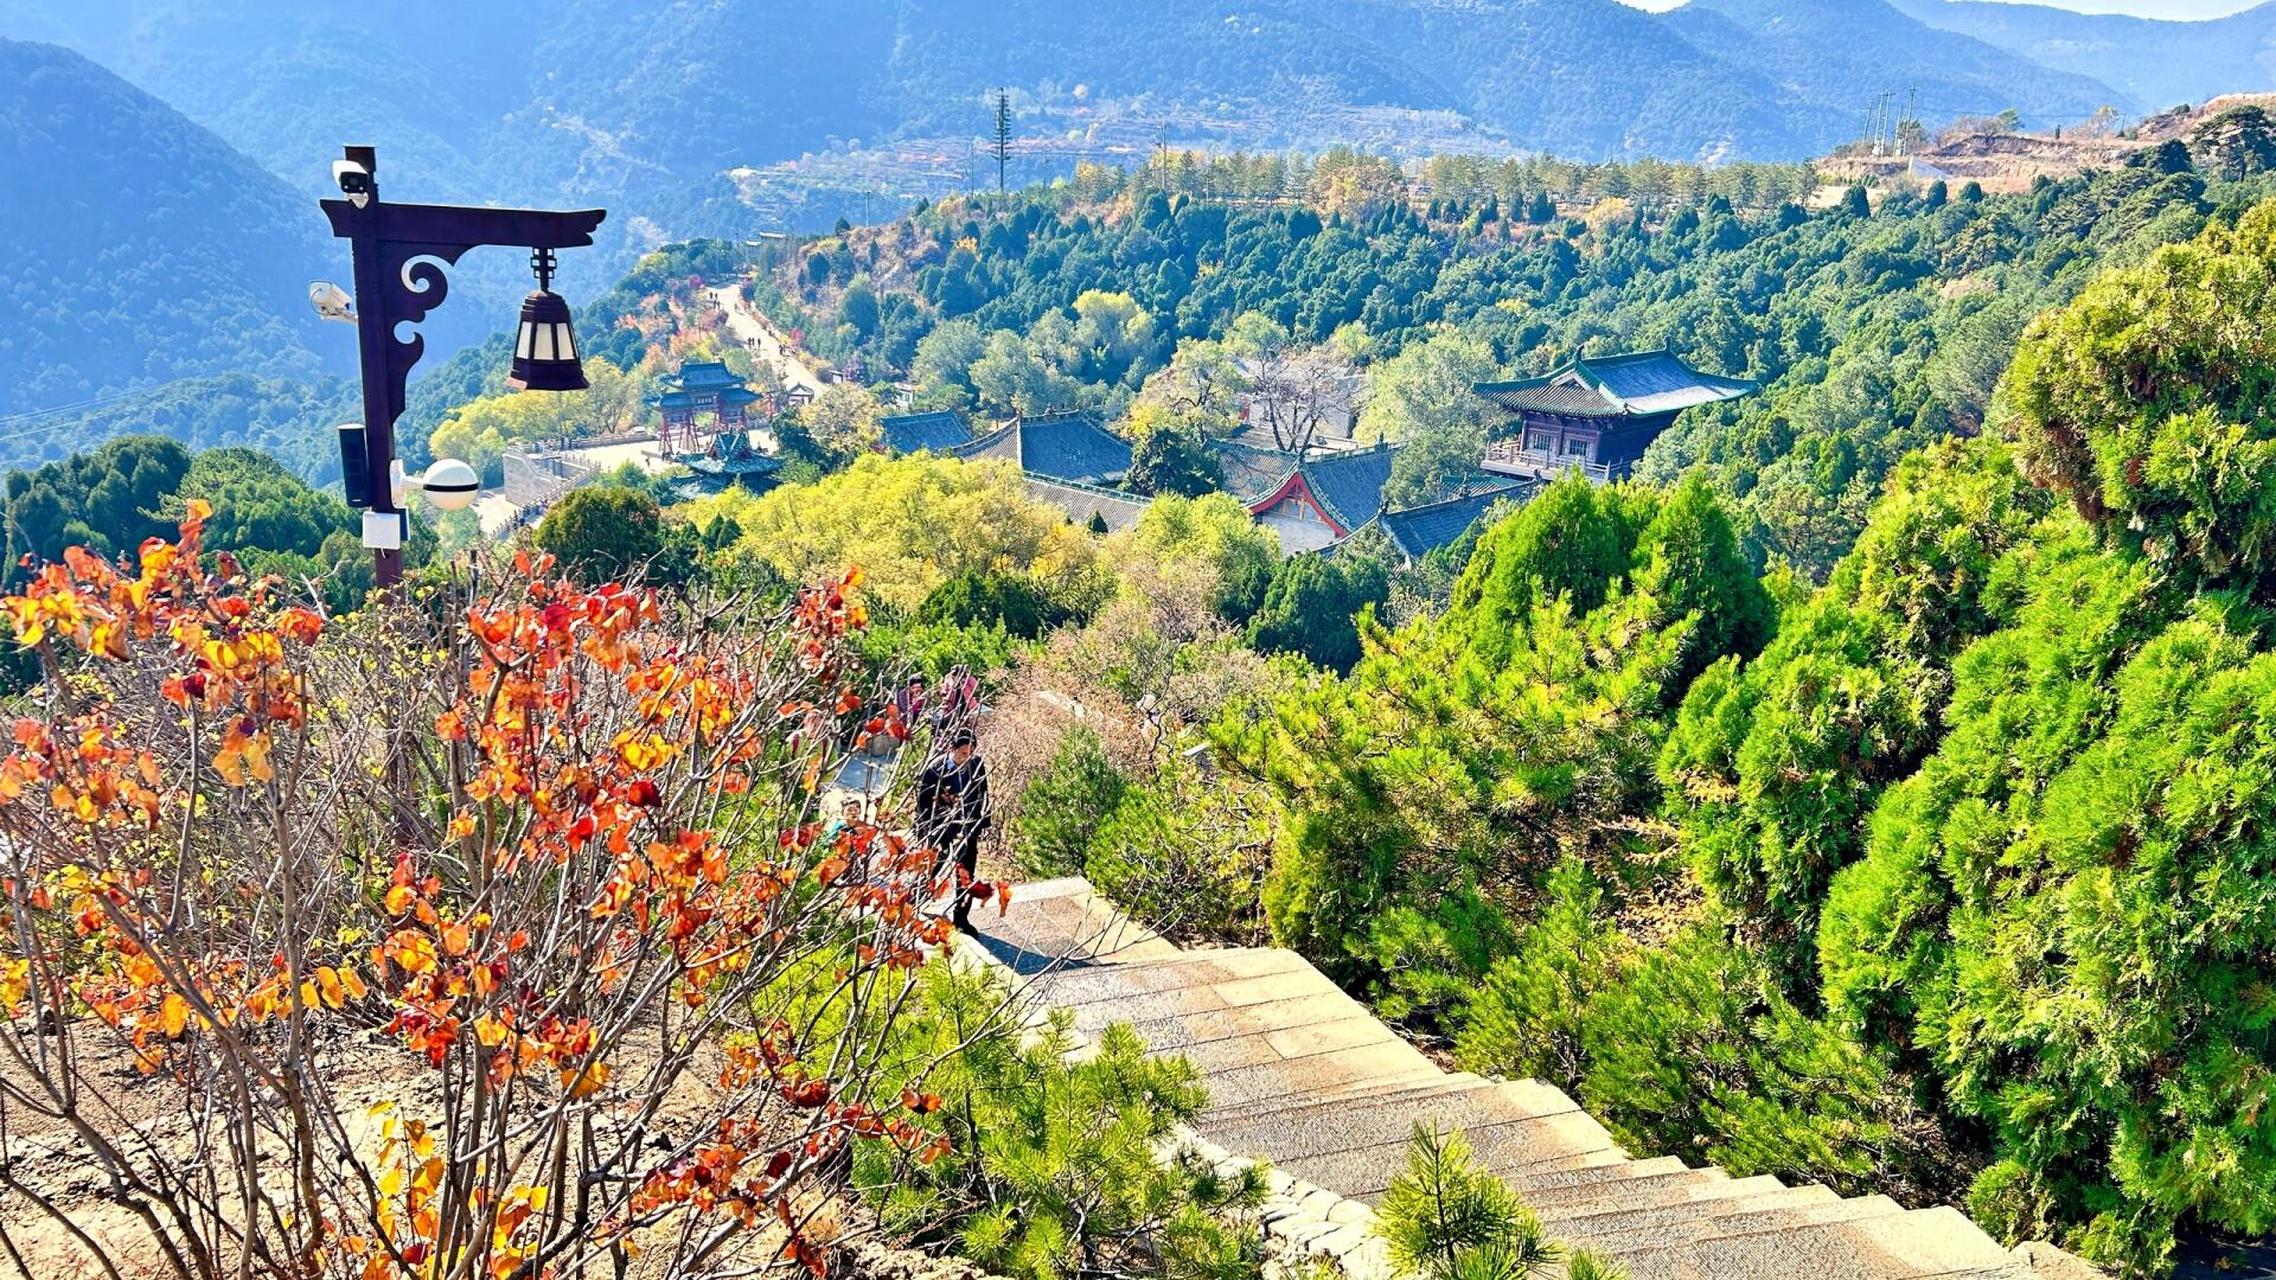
[713,285,825,397]
[967,878,2087,1280]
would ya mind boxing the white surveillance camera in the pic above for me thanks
[308,281,356,323]
[331,158,373,207]
[421,458,481,512]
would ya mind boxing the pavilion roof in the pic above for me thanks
[651,386,761,411]
[1024,477,1152,533]
[1476,349,1754,419]
[954,411,1133,488]
[665,360,746,391]
[1299,443,1400,529]
[1207,438,1303,506]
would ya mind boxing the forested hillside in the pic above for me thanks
[750,146,2265,576]
[11,141,2276,1280]
[941,204,2276,1278]
[0,39,341,417]
[0,434,426,609]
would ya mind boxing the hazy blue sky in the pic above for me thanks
[1623,0,2261,15]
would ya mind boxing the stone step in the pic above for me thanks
[1210,1071,1504,1123]
[1120,989,1382,1055]
[1005,876,1093,905]
[1554,1189,1907,1254]
[1500,1148,1636,1181]
[1546,1181,1841,1234]
[1611,1206,2025,1280]
[1044,964,1357,1033]
[965,886,1178,973]
[1028,947,1309,1008]
[1173,1016,1408,1078]
[1203,1077,1583,1161]
[1197,1041,1447,1111]
[1517,1166,1744,1212]
[1504,1154,1691,1195]
[1286,1111,1626,1204]
[1212,1070,1583,1130]
[1244,1073,1583,1126]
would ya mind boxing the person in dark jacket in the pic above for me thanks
[912,727,989,928]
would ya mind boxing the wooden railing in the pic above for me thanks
[1481,441,1616,483]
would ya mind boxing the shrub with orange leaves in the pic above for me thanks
[0,507,961,1280]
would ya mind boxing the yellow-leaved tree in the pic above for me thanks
[689,453,1102,613]
[427,357,645,480]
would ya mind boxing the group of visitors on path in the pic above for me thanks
[840,664,990,929]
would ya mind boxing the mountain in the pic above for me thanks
[0,38,345,419]
[0,0,2181,432]
[2,0,2139,204]
[1891,0,2276,111]
[1669,0,2129,126]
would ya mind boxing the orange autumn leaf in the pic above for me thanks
[159,993,191,1038]
[562,1062,609,1099]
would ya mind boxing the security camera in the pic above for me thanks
[421,458,481,512]
[331,158,373,207]
[307,281,356,324]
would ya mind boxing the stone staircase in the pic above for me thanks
[964,877,2086,1280]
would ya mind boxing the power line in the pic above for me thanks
[0,380,199,427]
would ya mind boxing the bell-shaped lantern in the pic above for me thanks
[506,248,588,392]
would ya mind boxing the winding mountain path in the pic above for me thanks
[712,285,824,397]
[964,877,2097,1280]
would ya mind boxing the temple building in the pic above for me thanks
[1242,441,1524,554]
[1246,443,1401,553]
[878,409,977,455]
[650,361,762,456]
[952,410,1134,488]
[1474,349,1754,483]
[1371,484,1537,565]
[649,360,779,496]
[951,410,1150,532]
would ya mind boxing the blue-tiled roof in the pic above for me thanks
[1208,439,1302,505]
[880,409,975,454]
[668,361,744,390]
[956,412,1132,487]
[1584,350,1754,411]
[1025,478,1152,533]
[1301,444,1399,529]
[1476,349,1754,418]
[653,387,761,410]
[1379,482,1534,560]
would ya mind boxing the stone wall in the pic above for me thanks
[501,449,592,509]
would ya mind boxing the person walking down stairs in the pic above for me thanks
[914,727,991,930]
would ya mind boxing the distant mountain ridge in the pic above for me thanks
[0,0,2152,214]
[0,38,345,420]
[1890,0,2276,111]
[7,0,2273,438]
[1671,0,2119,127]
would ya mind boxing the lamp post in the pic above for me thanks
[318,144,606,588]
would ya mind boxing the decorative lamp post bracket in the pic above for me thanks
[320,145,605,584]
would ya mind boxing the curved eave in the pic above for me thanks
[1248,469,1353,537]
